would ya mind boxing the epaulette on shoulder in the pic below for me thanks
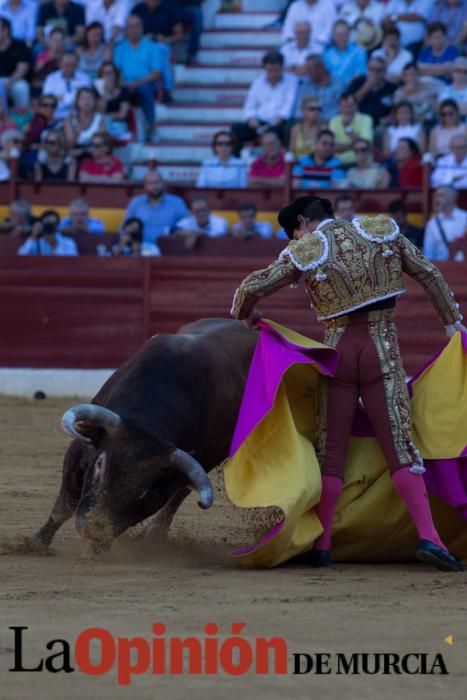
[279,231,329,272]
[352,215,400,243]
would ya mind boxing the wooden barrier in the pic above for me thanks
[0,257,465,374]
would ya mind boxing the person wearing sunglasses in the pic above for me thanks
[289,97,326,158]
[347,137,390,188]
[78,131,124,183]
[34,130,75,182]
[428,99,466,158]
[196,130,247,189]
[438,57,467,117]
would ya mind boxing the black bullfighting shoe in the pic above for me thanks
[286,549,332,567]
[416,540,464,572]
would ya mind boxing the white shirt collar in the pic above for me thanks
[316,218,335,230]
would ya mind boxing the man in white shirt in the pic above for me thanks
[0,0,37,43]
[339,0,385,28]
[176,196,228,240]
[372,25,412,83]
[42,51,91,119]
[423,186,467,260]
[231,50,297,155]
[431,133,467,189]
[86,0,129,44]
[282,0,336,49]
[383,0,435,49]
[280,21,322,74]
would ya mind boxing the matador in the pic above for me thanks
[231,196,466,571]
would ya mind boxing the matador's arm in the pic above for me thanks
[231,254,302,320]
[399,234,463,326]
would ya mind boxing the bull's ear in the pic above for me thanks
[74,421,106,448]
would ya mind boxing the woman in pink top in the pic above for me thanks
[249,130,286,188]
[78,132,124,183]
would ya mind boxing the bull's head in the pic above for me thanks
[61,404,214,544]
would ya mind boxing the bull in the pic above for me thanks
[32,319,257,555]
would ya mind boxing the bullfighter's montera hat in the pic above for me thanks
[277,196,334,239]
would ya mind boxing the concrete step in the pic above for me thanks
[142,143,212,163]
[197,47,265,66]
[157,123,228,142]
[157,104,243,123]
[200,30,281,48]
[243,0,283,9]
[175,64,260,85]
[172,84,247,105]
[214,12,278,28]
[130,163,200,184]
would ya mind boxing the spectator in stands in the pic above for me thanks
[33,27,66,86]
[393,62,439,123]
[18,209,79,256]
[0,141,11,179]
[0,127,23,174]
[439,57,467,117]
[347,56,397,126]
[23,94,59,151]
[112,217,160,256]
[388,198,424,248]
[0,16,31,108]
[59,198,105,236]
[281,21,319,75]
[173,0,203,65]
[0,198,34,235]
[431,0,467,45]
[78,22,110,80]
[0,95,16,135]
[347,137,391,188]
[372,27,413,84]
[0,0,36,44]
[383,100,425,157]
[282,0,336,50]
[383,0,435,52]
[78,132,124,182]
[428,99,466,158]
[293,129,345,189]
[175,196,229,248]
[387,136,423,186]
[289,96,326,158]
[43,52,92,120]
[34,129,75,181]
[338,0,385,29]
[230,203,273,240]
[423,186,467,260]
[94,61,130,138]
[231,51,297,155]
[196,130,247,188]
[431,133,467,188]
[417,21,459,83]
[329,92,373,165]
[248,131,286,189]
[86,0,129,44]
[334,193,356,222]
[64,86,106,155]
[37,0,85,48]
[294,54,343,122]
[133,0,183,46]
[323,20,367,87]
[123,170,189,243]
[114,14,163,141]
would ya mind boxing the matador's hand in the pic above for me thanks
[445,322,467,338]
[243,309,263,330]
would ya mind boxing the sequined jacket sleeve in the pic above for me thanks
[231,255,302,320]
[400,234,462,326]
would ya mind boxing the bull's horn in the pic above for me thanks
[61,404,122,443]
[170,448,213,510]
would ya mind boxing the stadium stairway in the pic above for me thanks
[124,2,283,184]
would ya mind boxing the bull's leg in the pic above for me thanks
[32,441,90,548]
[143,487,191,542]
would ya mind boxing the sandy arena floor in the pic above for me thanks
[0,395,466,700]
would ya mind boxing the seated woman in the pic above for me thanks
[329,92,373,166]
[289,97,327,159]
[383,101,425,158]
[387,137,423,188]
[248,131,286,189]
[79,23,111,81]
[64,87,107,157]
[94,61,131,139]
[394,62,439,124]
[196,130,247,188]
[428,99,467,158]
[347,138,390,188]
[78,132,124,183]
[34,130,76,182]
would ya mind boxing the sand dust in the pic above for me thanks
[0,395,466,700]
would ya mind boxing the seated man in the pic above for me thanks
[175,195,228,248]
[329,92,374,166]
[230,202,273,240]
[248,131,286,189]
[280,21,320,76]
[59,198,105,236]
[112,217,160,256]
[294,53,343,122]
[42,52,91,120]
[431,133,467,189]
[423,186,467,260]
[388,198,424,249]
[0,16,31,108]
[293,129,345,189]
[36,0,85,48]
[0,199,35,237]
[18,209,78,255]
[334,193,356,222]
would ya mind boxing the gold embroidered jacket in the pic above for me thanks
[231,216,462,325]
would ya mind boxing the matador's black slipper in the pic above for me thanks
[416,540,464,572]
[286,549,332,567]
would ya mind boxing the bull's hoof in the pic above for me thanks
[79,541,111,560]
[0,535,52,556]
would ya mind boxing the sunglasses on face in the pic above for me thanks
[215,140,232,146]
[355,147,369,152]
[305,105,321,111]
[41,102,56,108]
[441,111,455,116]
